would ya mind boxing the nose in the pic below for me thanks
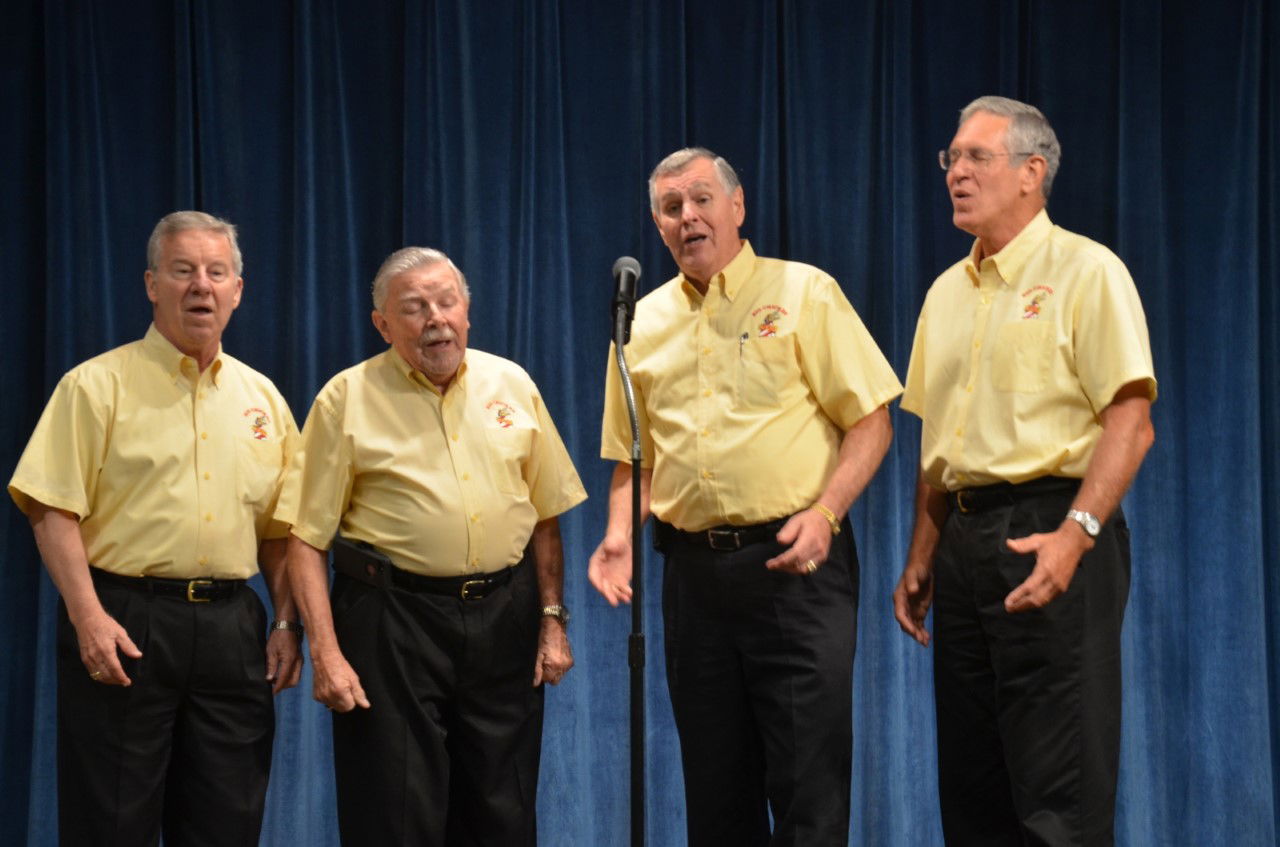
[190,269,214,291]
[680,200,699,224]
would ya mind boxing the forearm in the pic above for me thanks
[257,537,297,621]
[815,405,893,518]
[286,534,339,655]
[905,472,950,569]
[1071,384,1155,524]
[530,517,566,607]
[604,462,652,539]
[28,503,102,625]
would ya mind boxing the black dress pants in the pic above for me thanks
[56,574,274,847]
[659,519,859,847]
[933,481,1130,847]
[330,559,544,847]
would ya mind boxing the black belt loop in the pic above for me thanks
[90,568,245,602]
[947,477,1080,514]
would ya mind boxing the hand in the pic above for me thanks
[1003,521,1094,613]
[532,617,573,686]
[893,559,935,646]
[588,534,633,606]
[311,647,370,712]
[264,628,303,694]
[74,609,143,686]
[764,509,833,574]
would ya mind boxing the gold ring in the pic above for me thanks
[89,670,104,680]
[804,560,817,574]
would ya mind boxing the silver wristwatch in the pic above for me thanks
[1065,509,1101,538]
[541,604,570,626]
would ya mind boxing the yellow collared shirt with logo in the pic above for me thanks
[278,347,586,577]
[601,241,903,533]
[8,324,298,579]
[901,210,1157,492]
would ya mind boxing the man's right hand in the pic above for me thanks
[311,648,371,712]
[587,535,633,607]
[74,609,142,686]
[893,559,935,647]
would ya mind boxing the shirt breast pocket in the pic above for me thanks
[236,437,284,507]
[482,425,533,496]
[991,322,1053,393]
[736,336,796,410]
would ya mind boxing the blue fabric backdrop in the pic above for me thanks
[1,1,1277,844]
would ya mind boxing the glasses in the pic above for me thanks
[937,148,1034,171]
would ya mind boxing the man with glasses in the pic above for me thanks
[893,96,1157,845]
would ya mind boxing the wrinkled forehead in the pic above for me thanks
[390,262,466,300]
[158,229,236,264]
[952,111,1011,150]
[656,159,722,197]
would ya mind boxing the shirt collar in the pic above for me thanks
[386,345,468,396]
[965,209,1053,288]
[143,323,223,386]
[680,239,755,303]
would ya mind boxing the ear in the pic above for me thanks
[231,276,244,310]
[144,269,159,305]
[1020,155,1048,198]
[371,309,392,344]
[731,186,746,227]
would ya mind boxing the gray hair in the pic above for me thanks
[147,210,243,275]
[371,247,471,311]
[959,96,1062,200]
[648,147,742,213]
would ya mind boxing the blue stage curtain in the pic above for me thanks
[1,1,1276,844]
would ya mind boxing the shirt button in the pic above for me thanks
[966,385,974,393]
[955,428,964,437]
[471,557,480,566]
[703,389,712,397]
[471,514,479,523]
[700,469,712,479]
[973,341,981,350]
[205,513,214,522]
[201,432,209,439]
[461,472,470,481]
[700,428,709,437]
[198,556,208,566]
[701,347,712,355]
[451,433,459,442]
[203,471,211,480]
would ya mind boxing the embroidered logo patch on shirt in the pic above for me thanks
[1020,285,1054,319]
[486,400,516,428]
[751,304,789,337]
[243,407,271,440]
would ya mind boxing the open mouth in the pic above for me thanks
[683,234,707,248]
[187,305,215,317]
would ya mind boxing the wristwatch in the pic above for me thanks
[270,620,305,636]
[1065,509,1101,538]
[541,604,570,626]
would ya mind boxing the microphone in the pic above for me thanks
[612,256,641,345]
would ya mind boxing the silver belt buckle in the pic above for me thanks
[706,529,741,551]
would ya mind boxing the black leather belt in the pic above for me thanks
[654,518,787,552]
[91,568,245,603]
[388,562,518,601]
[947,477,1080,514]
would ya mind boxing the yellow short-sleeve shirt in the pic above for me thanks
[278,347,586,576]
[8,324,298,579]
[601,241,903,532]
[901,211,1157,491]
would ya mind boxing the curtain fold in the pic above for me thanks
[2,1,1276,844]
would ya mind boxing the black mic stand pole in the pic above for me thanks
[613,307,645,847]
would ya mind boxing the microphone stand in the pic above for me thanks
[613,307,645,847]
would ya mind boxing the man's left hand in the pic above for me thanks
[764,509,834,575]
[1003,521,1095,613]
[265,628,303,694]
[533,616,573,686]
